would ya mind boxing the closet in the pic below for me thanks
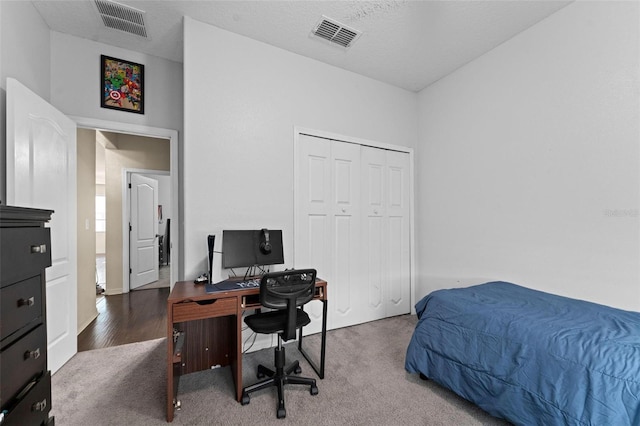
[295,133,411,330]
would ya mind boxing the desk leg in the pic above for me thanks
[299,299,327,379]
[234,312,243,402]
[167,338,173,422]
[166,306,175,422]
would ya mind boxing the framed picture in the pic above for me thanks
[101,55,144,114]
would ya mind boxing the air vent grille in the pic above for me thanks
[312,16,361,48]
[94,0,148,38]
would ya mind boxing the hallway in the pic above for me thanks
[77,287,168,352]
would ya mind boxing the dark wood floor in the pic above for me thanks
[77,287,169,352]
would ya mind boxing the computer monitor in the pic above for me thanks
[221,229,284,269]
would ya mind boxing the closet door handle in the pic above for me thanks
[18,297,35,307]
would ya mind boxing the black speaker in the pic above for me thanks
[259,228,272,254]
[207,235,215,284]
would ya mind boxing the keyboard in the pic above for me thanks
[235,279,260,288]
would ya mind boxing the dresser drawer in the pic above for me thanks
[0,227,51,288]
[0,276,43,342]
[0,324,47,409]
[173,297,237,322]
[1,371,51,426]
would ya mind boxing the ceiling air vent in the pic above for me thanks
[94,0,148,38]
[312,16,361,48]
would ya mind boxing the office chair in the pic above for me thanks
[241,269,319,418]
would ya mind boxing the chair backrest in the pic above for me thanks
[259,269,317,341]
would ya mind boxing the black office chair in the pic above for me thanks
[241,269,319,418]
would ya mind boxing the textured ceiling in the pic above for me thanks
[31,0,572,92]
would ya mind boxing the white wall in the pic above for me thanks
[0,0,51,202]
[183,18,418,281]
[50,32,183,133]
[416,1,640,311]
[49,31,184,281]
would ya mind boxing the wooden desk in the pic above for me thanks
[166,278,327,422]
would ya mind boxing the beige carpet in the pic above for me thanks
[51,315,511,425]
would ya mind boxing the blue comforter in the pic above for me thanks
[405,282,640,425]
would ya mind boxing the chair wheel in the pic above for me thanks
[277,407,286,418]
[310,385,318,396]
[294,366,302,374]
[241,393,250,405]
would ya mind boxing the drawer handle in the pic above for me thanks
[18,297,35,307]
[30,244,47,254]
[32,398,47,412]
[24,348,41,360]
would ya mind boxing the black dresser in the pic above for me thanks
[0,206,54,425]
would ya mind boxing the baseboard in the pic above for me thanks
[77,310,99,335]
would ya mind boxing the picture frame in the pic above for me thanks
[101,55,144,114]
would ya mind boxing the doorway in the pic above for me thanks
[74,116,179,340]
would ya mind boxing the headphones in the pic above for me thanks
[259,228,272,254]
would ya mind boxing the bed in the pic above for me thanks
[405,281,640,426]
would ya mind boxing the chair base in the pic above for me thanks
[241,345,318,419]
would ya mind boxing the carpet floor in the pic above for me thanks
[51,315,511,425]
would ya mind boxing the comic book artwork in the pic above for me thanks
[101,55,144,114]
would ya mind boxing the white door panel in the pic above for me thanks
[365,216,384,312]
[361,146,387,321]
[330,141,360,328]
[130,174,159,289]
[7,78,77,374]
[386,150,411,316]
[296,135,331,333]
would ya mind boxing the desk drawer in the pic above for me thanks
[173,297,237,323]
[0,227,51,288]
[1,276,43,342]
[0,324,47,408]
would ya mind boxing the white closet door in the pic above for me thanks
[361,147,387,322]
[296,133,411,330]
[295,134,332,333]
[330,141,361,328]
[385,150,411,316]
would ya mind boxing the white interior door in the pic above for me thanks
[295,135,332,334]
[6,78,78,374]
[330,140,361,328]
[361,146,387,322]
[296,135,362,329]
[385,149,411,316]
[129,173,159,289]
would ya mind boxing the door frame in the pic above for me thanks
[70,116,180,293]
[293,126,416,314]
